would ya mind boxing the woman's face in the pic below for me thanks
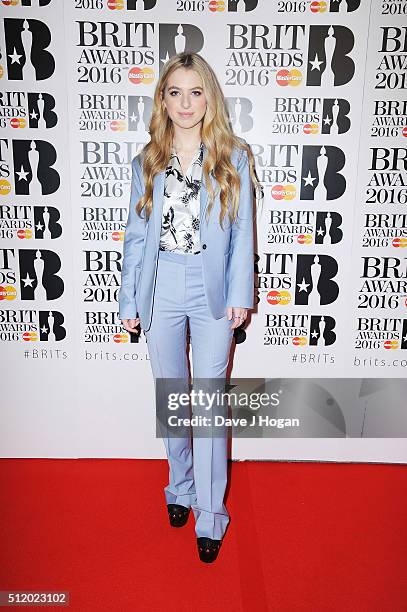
[161,67,207,132]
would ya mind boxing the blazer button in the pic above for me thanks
[202,244,207,250]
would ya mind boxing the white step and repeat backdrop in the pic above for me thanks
[1,0,407,461]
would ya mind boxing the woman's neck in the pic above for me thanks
[172,127,202,153]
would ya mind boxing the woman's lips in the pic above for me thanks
[179,112,194,117]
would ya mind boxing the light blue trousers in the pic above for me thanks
[144,249,234,540]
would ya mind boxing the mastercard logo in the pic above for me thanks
[110,120,126,132]
[276,69,302,87]
[297,234,313,245]
[271,184,296,201]
[310,1,328,12]
[113,333,129,343]
[392,237,407,248]
[303,123,319,135]
[128,67,154,85]
[0,285,17,301]
[107,0,124,8]
[292,336,307,346]
[0,179,11,196]
[23,331,38,341]
[208,0,226,10]
[384,340,398,350]
[10,117,26,129]
[112,231,124,241]
[17,228,32,239]
[402,126,407,138]
[267,290,291,306]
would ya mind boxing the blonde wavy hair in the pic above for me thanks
[135,52,263,228]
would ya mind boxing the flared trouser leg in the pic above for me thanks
[144,250,234,539]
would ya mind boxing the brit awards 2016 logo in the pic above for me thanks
[0,204,62,240]
[0,91,58,129]
[358,256,407,310]
[158,24,204,73]
[254,143,346,202]
[299,145,346,201]
[306,25,355,86]
[361,213,407,249]
[0,139,60,196]
[3,18,55,81]
[270,97,351,136]
[80,141,134,198]
[355,317,407,351]
[365,147,407,207]
[83,310,142,344]
[76,20,154,86]
[263,313,337,348]
[0,248,64,301]
[76,93,153,137]
[267,210,343,246]
[0,308,66,343]
[255,252,339,307]
[81,206,126,242]
[225,24,355,88]
[376,26,407,91]
[370,100,407,139]
[82,249,121,304]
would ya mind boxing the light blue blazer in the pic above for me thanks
[118,137,254,332]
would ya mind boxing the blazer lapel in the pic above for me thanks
[152,144,211,245]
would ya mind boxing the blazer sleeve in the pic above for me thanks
[225,147,255,309]
[118,155,147,320]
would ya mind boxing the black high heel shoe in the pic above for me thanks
[167,504,190,527]
[197,537,222,563]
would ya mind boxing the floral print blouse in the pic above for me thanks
[159,141,204,254]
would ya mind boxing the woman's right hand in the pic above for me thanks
[121,318,141,334]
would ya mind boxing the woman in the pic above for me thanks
[119,52,261,563]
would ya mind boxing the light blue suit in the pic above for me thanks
[118,138,254,540]
[118,138,254,329]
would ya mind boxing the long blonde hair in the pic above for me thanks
[135,52,262,228]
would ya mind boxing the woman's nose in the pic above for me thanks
[181,96,192,109]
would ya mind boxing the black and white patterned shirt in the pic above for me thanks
[159,141,204,254]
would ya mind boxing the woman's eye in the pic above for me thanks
[169,91,201,96]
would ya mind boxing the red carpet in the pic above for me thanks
[1,459,406,611]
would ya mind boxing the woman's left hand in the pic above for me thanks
[227,307,248,330]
